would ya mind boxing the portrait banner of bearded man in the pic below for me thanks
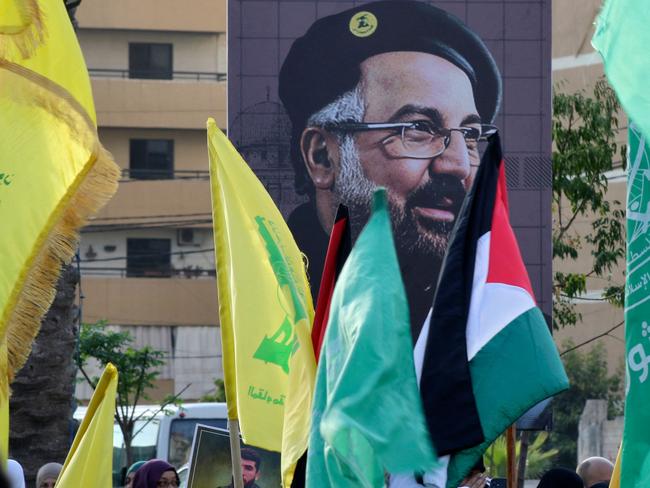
[228,0,553,486]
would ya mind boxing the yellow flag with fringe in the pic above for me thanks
[57,363,118,488]
[0,0,120,448]
[208,119,316,486]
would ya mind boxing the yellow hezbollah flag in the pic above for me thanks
[58,363,118,488]
[0,0,119,449]
[208,119,316,486]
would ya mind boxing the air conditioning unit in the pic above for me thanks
[177,228,201,247]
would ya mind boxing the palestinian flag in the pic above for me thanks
[417,134,569,486]
[311,205,352,361]
[291,205,351,488]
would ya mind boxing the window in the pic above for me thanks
[129,43,172,79]
[130,139,174,180]
[126,238,172,277]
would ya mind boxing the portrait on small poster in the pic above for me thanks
[186,424,281,488]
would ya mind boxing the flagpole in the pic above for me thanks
[229,419,244,488]
[506,425,517,488]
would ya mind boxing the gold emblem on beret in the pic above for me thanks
[349,11,378,38]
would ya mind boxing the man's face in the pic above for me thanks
[333,51,481,260]
[241,458,259,486]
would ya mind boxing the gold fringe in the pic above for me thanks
[0,61,120,392]
[0,0,44,60]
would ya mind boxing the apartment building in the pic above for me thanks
[75,0,227,401]
[552,0,626,373]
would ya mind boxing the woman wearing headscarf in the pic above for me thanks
[124,460,146,488]
[35,463,62,488]
[132,459,180,488]
[537,467,584,488]
[6,460,25,488]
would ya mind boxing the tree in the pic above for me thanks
[552,78,626,330]
[485,432,558,480]
[76,321,166,468]
[200,378,226,403]
[549,341,623,468]
[9,265,79,486]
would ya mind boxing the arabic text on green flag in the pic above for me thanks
[623,123,650,487]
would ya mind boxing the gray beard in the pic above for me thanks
[332,136,451,261]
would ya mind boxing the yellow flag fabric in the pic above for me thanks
[0,0,119,449]
[208,118,316,486]
[58,363,118,488]
[610,443,622,488]
[0,0,119,392]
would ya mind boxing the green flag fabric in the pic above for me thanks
[592,0,650,139]
[622,123,650,487]
[306,188,437,487]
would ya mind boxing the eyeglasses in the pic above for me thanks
[157,480,179,487]
[324,120,498,160]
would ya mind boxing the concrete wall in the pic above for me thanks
[578,400,622,465]
[90,78,227,129]
[91,179,212,221]
[76,0,227,33]
[81,276,218,326]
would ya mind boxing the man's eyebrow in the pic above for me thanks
[461,114,482,126]
[388,105,444,125]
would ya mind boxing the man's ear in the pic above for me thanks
[300,127,337,190]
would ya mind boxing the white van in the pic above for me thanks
[74,402,228,484]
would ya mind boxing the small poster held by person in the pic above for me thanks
[186,424,281,488]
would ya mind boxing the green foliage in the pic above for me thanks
[200,378,227,403]
[76,320,167,466]
[550,341,623,468]
[77,320,165,404]
[486,432,558,479]
[552,79,627,329]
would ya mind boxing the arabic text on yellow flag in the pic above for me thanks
[57,364,118,488]
[0,0,120,442]
[208,119,316,486]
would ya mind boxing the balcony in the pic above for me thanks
[76,0,226,33]
[81,276,219,326]
[89,68,227,82]
[91,77,227,130]
[90,178,212,222]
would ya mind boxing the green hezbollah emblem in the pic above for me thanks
[253,216,308,374]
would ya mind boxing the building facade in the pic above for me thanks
[552,0,626,375]
[75,0,227,401]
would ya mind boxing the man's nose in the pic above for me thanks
[428,132,471,180]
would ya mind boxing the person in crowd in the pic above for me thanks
[124,460,147,488]
[219,448,263,488]
[6,460,24,488]
[537,467,583,488]
[132,459,180,488]
[35,463,62,488]
[239,448,262,488]
[576,456,614,488]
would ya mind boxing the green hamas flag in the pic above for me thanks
[306,189,437,487]
[592,0,650,140]
[623,123,650,487]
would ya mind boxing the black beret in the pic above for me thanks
[279,0,502,131]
